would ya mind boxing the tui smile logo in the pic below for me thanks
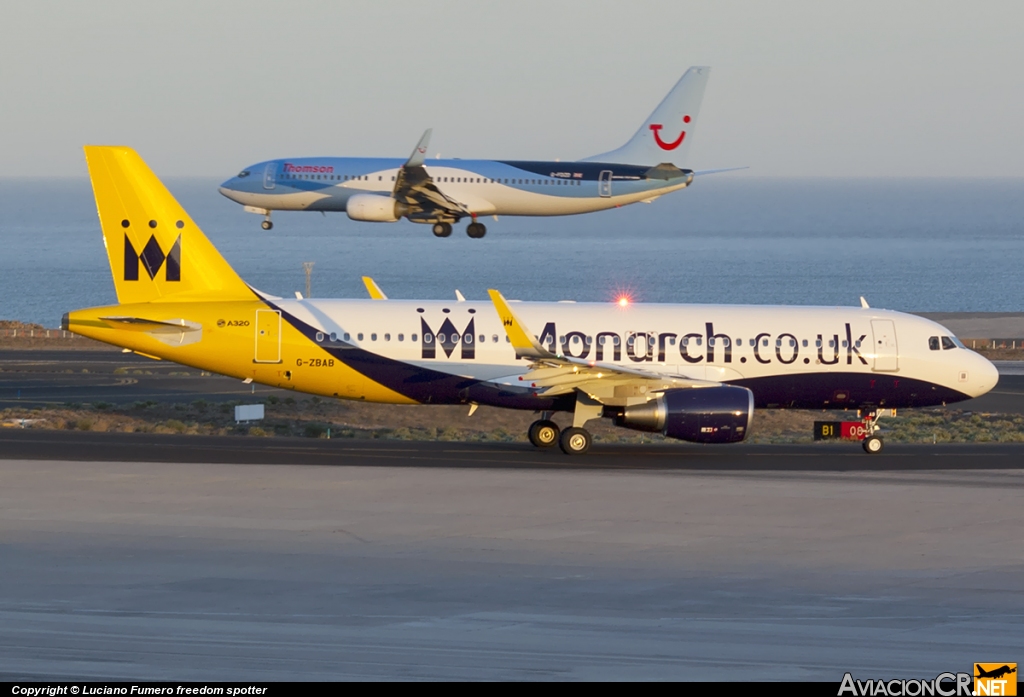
[650,115,691,151]
[124,234,181,282]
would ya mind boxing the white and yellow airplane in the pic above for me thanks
[65,146,999,455]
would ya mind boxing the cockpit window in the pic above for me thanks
[941,336,957,350]
[928,336,940,351]
[237,170,250,178]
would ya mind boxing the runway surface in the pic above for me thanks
[2,435,1023,680]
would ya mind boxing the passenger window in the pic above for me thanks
[411,334,418,341]
[572,335,580,344]
[829,339,835,348]
[330,332,337,342]
[709,338,716,347]
[384,333,390,341]
[479,335,485,343]
[492,335,499,343]
[696,338,702,346]
[941,336,956,350]
[371,333,377,341]
[585,336,592,345]
[343,333,350,341]
[723,338,730,347]
[316,332,324,342]
[464,334,473,344]
[762,339,768,347]
[424,333,433,343]
[669,337,676,345]
[815,339,822,348]
[613,336,621,346]
[357,333,363,341]
[681,337,688,346]
[802,339,808,347]
[398,334,404,342]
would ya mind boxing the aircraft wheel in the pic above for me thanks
[559,427,591,455]
[432,222,452,238]
[528,419,560,448]
[261,220,273,231]
[466,222,486,238]
[862,435,884,454]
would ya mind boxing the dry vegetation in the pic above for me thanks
[3,396,1023,445]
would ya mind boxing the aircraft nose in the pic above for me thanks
[967,352,1000,398]
[218,181,240,200]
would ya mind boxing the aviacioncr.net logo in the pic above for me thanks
[838,672,972,696]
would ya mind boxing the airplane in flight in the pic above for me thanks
[218,66,740,238]
[67,147,998,454]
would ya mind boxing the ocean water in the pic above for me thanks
[0,177,1022,327]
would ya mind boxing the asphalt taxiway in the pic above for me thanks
[2,435,1023,680]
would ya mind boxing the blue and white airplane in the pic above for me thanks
[219,67,739,238]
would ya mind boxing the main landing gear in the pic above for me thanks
[527,394,603,456]
[528,418,559,448]
[466,222,486,238]
[432,222,452,237]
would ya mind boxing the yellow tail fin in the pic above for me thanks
[84,146,255,304]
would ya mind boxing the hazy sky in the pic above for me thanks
[3,0,1023,177]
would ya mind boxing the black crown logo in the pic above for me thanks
[124,234,180,281]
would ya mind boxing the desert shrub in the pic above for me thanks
[75,418,94,431]
[113,367,128,375]
[304,422,328,438]
[164,419,187,433]
[192,399,208,412]
[265,395,279,405]
[248,426,269,437]
[94,402,112,410]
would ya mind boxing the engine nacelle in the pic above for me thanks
[613,385,753,444]
[345,194,407,223]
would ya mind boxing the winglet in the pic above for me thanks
[860,296,870,309]
[362,276,388,300]
[487,289,556,359]
[455,289,466,302]
[405,129,432,168]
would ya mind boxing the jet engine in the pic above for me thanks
[345,194,408,223]
[613,385,753,444]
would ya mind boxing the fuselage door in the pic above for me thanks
[255,309,282,363]
[599,170,612,198]
[263,162,277,190]
[870,319,898,372]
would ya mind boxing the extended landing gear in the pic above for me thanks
[863,435,884,454]
[559,427,592,455]
[860,409,892,455]
[432,222,452,237]
[466,222,486,239]
[528,419,560,448]
[261,218,273,231]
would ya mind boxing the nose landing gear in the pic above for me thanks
[860,409,891,454]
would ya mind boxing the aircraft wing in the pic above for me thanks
[487,289,720,404]
[392,130,470,220]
